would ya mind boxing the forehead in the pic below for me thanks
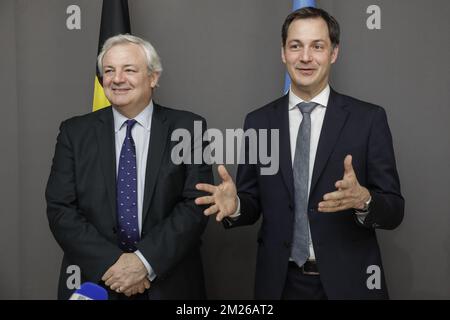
[102,43,147,66]
[287,17,330,42]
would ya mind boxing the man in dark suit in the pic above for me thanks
[46,34,212,299]
[195,7,404,299]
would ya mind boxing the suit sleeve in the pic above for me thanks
[46,121,122,283]
[362,107,405,230]
[136,118,213,280]
[224,114,262,228]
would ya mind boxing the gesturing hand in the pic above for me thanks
[195,165,238,222]
[318,155,371,213]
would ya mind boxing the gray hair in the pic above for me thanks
[97,34,163,77]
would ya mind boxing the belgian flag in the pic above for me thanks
[93,0,131,111]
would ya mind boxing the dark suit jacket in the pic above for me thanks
[46,104,213,300]
[227,89,404,299]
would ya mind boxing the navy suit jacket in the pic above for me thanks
[46,104,213,299]
[227,89,404,299]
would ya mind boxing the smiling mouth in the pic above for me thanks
[112,88,131,94]
[297,68,315,76]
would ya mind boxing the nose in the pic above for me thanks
[300,47,313,63]
[112,70,125,83]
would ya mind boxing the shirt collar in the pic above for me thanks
[288,84,330,111]
[112,100,154,133]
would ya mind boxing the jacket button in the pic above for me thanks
[283,241,291,248]
[289,204,294,210]
[309,208,314,213]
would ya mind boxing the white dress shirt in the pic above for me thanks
[112,101,156,280]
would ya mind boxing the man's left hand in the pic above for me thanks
[318,155,371,213]
[102,253,148,293]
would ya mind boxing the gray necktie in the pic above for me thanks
[291,102,318,267]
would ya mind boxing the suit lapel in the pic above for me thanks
[271,94,295,203]
[310,89,349,195]
[142,104,169,223]
[95,107,118,223]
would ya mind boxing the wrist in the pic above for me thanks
[356,188,371,211]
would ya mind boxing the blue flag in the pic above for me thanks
[284,0,316,93]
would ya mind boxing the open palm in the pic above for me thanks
[195,165,238,221]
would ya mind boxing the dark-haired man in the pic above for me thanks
[196,7,404,299]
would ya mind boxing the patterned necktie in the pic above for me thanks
[291,102,318,267]
[117,119,140,252]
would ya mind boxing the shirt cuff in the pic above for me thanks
[354,210,369,224]
[228,196,241,219]
[134,250,157,281]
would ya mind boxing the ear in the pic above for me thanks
[149,72,161,88]
[281,45,287,64]
[331,45,339,64]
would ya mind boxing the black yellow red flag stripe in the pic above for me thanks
[93,0,131,111]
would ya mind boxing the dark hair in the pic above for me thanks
[282,7,340,48]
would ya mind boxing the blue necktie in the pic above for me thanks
[117,119,140,252]
[291,102,318,267]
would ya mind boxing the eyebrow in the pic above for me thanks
[103,64,139,69]
[288,39,326,44]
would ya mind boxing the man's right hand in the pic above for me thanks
[195,165,238,222]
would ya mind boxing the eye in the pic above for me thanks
[314,44,324,50]
[125,69,136,73]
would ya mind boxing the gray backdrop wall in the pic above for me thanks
[1,0,449,299]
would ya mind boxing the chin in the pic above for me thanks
[293,79,312,88]
[113,99,132,106]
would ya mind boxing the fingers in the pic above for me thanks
[216,211,231,222]
[323,190,346,201]
[218,165,232,182]
[101,268,114,282]
[195,183,216,194]
[318,198,351,212]
[137,287,144,294]
[320,187,354,212]
[216,212,224,222]
[204,204,219,215]
[318,204,349,213]
[111,279,136,293]
[124,287,136,297]
[122,279,150,296]
[335,179,352,190]
[343,154,354,175]
[195,195,215,205]
[104,273,118,287]
[110,282,121,291]
[139,279,151,293]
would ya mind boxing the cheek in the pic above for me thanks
[129,76,146,88]
[102,77,112,87]
[284,58,296,68]
[316,53,333,66]
[285,53,297,63]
